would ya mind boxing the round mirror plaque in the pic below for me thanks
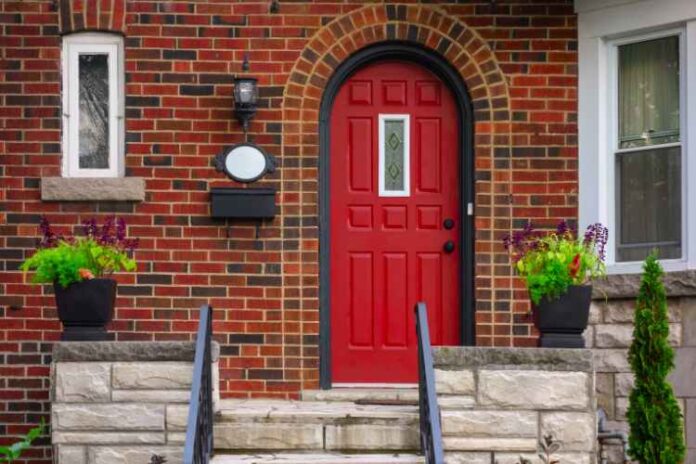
[214,143,276,183]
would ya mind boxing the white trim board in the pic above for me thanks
[576,0,696,38]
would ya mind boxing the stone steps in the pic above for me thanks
[214,398,420,452]
[210,452,423,464]
[213,390,422,459]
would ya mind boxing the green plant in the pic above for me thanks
[514,434,561,464]
[627,254,685,463]
[21,217,138,288]
[503,221,607,305]
[0,419,44,463]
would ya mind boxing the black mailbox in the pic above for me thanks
[210,188,276,219]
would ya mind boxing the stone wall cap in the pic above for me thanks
[432,347,593,372]
[52,341,220,363]
[593,270,696,299]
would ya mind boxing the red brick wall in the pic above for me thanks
[0,1,577,461]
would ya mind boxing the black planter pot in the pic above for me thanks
[533,285,592,348]
[53,278,117,341]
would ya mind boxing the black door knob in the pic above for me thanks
[443,218,455,230]
[443,241,455,253]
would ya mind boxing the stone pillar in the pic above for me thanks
[50,341,219,464]
[433,347,596,464]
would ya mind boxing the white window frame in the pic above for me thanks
[378,114,410,197]
[606,28,687,270]
[62,33,124,178]
[578,0,696,274]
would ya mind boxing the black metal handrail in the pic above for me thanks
[415,302,445,464]
[183,304,214,464]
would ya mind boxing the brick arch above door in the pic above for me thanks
[281,3,514,390]
[283,4,511,124]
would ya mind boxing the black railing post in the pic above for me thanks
[415,302,445,464]
[183,304,214,464]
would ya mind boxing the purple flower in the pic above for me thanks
[556,220,569,236]
[38,216,59,248]
[502,234,512,251]
[116,218,126,242]
[502,222,544,261]
[76,216,139,252]
[583,223,609,262]
[597,225,608,261]
[82,218,98,238]
[99,216,116,245]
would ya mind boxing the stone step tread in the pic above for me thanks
[214,421,420,451]
[216,399,419,423]
[211,452,424,463]
[302,388,418,404]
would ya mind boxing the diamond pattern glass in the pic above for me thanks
[384,119,405,191]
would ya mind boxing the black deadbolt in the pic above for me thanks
[443,218,455,230]
[443,240,455,253]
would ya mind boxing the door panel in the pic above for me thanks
[349,252,373,348]
[330,60,461,383]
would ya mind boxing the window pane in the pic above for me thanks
[618,36,679,149]
[384,119,405,192]
[79,53,110,169]
[616,146,681,262]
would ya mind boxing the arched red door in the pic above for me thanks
[330,60,462,384]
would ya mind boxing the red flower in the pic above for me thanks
[78,268,94,280]
[568,253,581,278]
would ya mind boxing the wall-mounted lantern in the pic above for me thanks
[233,76,258,134]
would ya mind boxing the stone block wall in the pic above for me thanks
[50,342,219,464]
[587,272,696,463]
[433,347,596,464]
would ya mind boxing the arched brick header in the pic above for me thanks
[281,3,514,388]
[284,4,510,120]
[58,0,126,34]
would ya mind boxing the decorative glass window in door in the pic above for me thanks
[379,114,410,197]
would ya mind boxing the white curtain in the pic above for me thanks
[619,36,680,149]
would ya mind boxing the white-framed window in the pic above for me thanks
[578,0,696,273]
[62,33,124,178]
[607,29,685,266]
[378,114,410,197]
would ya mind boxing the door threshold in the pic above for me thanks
[331,383,417,389]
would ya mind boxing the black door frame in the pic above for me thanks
[318,42,475,389]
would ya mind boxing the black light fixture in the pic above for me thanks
[233,54,258,134]
[233,77,258,133]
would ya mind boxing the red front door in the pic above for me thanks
[330,60,462,384]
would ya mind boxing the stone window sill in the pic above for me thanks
[593,270,696,300]
[41,177,145,202]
